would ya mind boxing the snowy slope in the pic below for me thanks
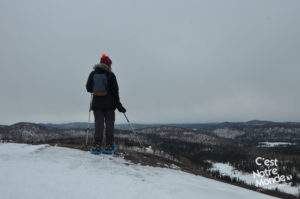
[0,143,278,199]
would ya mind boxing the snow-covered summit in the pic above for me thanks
[0,143,278,199]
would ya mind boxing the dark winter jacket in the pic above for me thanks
[86,63,122,111]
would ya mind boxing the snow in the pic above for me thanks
[145,145,153,153]
[0,143,278,199]
[258,142,295,147]
[210,162,300,196]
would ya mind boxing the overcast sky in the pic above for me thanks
[0,0,299,125]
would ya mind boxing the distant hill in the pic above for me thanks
[0,122,87,143]
[2,120,300,144]
[37,120,300,131]
[39,122,93,129]
[173,120,300,131]
[39,122,163,130]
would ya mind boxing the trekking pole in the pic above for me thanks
[123,113,143,147]
[85,94,93,148]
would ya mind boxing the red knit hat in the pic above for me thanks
[100,54,112,66]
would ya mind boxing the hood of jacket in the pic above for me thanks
[93,63,111,72]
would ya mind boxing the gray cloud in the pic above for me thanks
[0,0,299,124]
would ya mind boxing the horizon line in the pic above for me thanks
[2,119,300,126]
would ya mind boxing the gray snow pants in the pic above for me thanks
[93,110,115,145]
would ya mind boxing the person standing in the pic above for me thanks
[86,54,126,153]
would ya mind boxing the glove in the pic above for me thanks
[117,103,126,113]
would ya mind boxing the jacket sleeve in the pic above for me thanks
[86,72,94,93]
[110,73,121,106]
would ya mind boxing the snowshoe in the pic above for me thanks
[102,144,117,154]
[90,144,102,155]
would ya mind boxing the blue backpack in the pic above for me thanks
[92,73,108,96]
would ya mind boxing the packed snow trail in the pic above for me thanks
[0,143,278,199]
